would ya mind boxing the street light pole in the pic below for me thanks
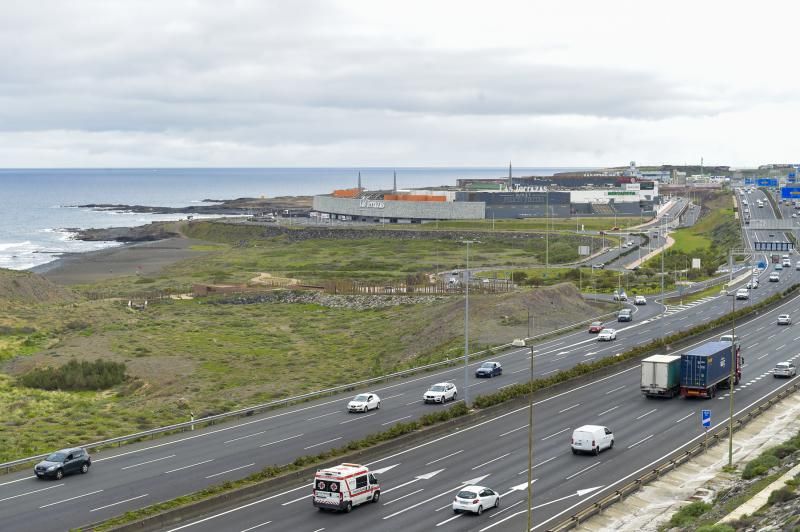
[462,240,476,408]
[546,187,550,270]
[527,322,535,531]
[728,256,737,468]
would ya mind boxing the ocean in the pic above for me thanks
[0,167,589,270]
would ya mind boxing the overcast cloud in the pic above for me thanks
[1,0,798,167]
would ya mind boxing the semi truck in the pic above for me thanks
[640,341,743,399]
[679,341,742,399]
[640,354,681,398]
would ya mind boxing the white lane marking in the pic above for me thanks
[758,353,769,360]
[767,334,777,340]
[491,498,526,516]
[259,434,304,448]
[281,492,312,506]
[499,425,528,437]
[206,463,256,479]
[240,521,272,532]
[406,401,420,406]
[756,326,764,332]
[565,462,600,480]
[312,529,325,532]
[224,431,266,444]
[383,488,424,505]
[540,369,559,375]
[0,476,35,487]
[90,494,149,512]
[382,393,404,400]
[121,454,176,470]
[498,382,518,389]
[542,427,571,441]
[674,411,695,423]
[512,368,529,374]
[777,344,787,351]
[340,413,377,425]
[163,483,310,531]
[517,455,558,475]
[628,434,654,449]
[605,385,625,395]
[382,416,412,426]
[558,403,581,414]
[436,513,463,527]
[749,342,760,348]
[583,351,597,357]
[164,459,214,474]
[471,453,511,470]
[303,437,342,450]
[598,405,619,416]
[306,411,338,421]
[636,408,657,420]
[39,489,103,508]
[426,449,464,466]
[0,483,64,503]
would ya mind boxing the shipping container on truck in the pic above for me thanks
[680,341,742,399]
[641,354,681,398]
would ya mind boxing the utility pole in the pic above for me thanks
[527,322,535,531]
[545,186,550,270]
[728,254,736,468]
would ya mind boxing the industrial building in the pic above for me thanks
[311,171,659,224]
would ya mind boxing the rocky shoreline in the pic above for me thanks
[76,195,312,215]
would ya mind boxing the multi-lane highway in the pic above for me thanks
[0,192,794,532]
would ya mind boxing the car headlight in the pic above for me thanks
[47,466,56,471]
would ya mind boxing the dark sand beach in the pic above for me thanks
[32,237,208,285]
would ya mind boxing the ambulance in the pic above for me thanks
[312,463,381,512]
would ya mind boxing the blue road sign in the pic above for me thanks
[744,177,754,185]
[701,409,711,428]
[757,178,779,187]
[781,186,800,199]
[789,172,796,178]
[758,261,767,269]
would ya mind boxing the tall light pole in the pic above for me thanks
[526,320,535,531]
[462,240,477,407]
[545,186,550,270]
[726,256,737,468]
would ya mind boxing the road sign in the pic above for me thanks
[754,241,793,251]
[744,177,754,185]
[781,186,800,199]
[701,409,711,428]
[757,178,779,187]
[758,261,767,269]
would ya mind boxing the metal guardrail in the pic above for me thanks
[546,380,800,531]
[0,310,620,474]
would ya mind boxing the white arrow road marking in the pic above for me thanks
[479,486,604,531]
[382,475,490,520]
[500,479,537,498]
[372,464,401,475]
[383,469,445,495]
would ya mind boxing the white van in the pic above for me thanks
[571,425,614,455]
[313,463,381,512]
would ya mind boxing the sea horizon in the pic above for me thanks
[0,166,594,271]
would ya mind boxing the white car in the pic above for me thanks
[452,485,500,515]
[746,279,759,289]
[347,393,381,413]
[634,295,647,305]
[613,292,628,301]
[777,314,792,325]
[773,362,797,378]
[770,272,780,282]
[423,382,457,403]
[735,288,749,300]
[597,328,617,341]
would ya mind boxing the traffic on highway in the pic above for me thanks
[0,188,798,532]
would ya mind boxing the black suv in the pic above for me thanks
[34,447,91,479]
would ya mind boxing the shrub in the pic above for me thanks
[767,485,797,506]
[696,525,735,532]
[742,454,780,480]
[19,359,127,391]
[667,501,711,527]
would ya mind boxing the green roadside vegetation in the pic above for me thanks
[660,424,800,531]
[645,190,741,280]
[664,283,723,305]
[485,266,675,295]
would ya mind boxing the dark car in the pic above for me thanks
[34,447,91,480]
[475,361,502,378]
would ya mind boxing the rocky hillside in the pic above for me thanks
[0,269,77,304]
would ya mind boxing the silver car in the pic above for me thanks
[777,314,792,326]
[452,485,500,515]
[773,362,797,378]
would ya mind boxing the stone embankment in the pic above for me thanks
[212,290,447,310]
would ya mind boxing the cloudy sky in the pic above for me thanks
[1,1,797,168]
